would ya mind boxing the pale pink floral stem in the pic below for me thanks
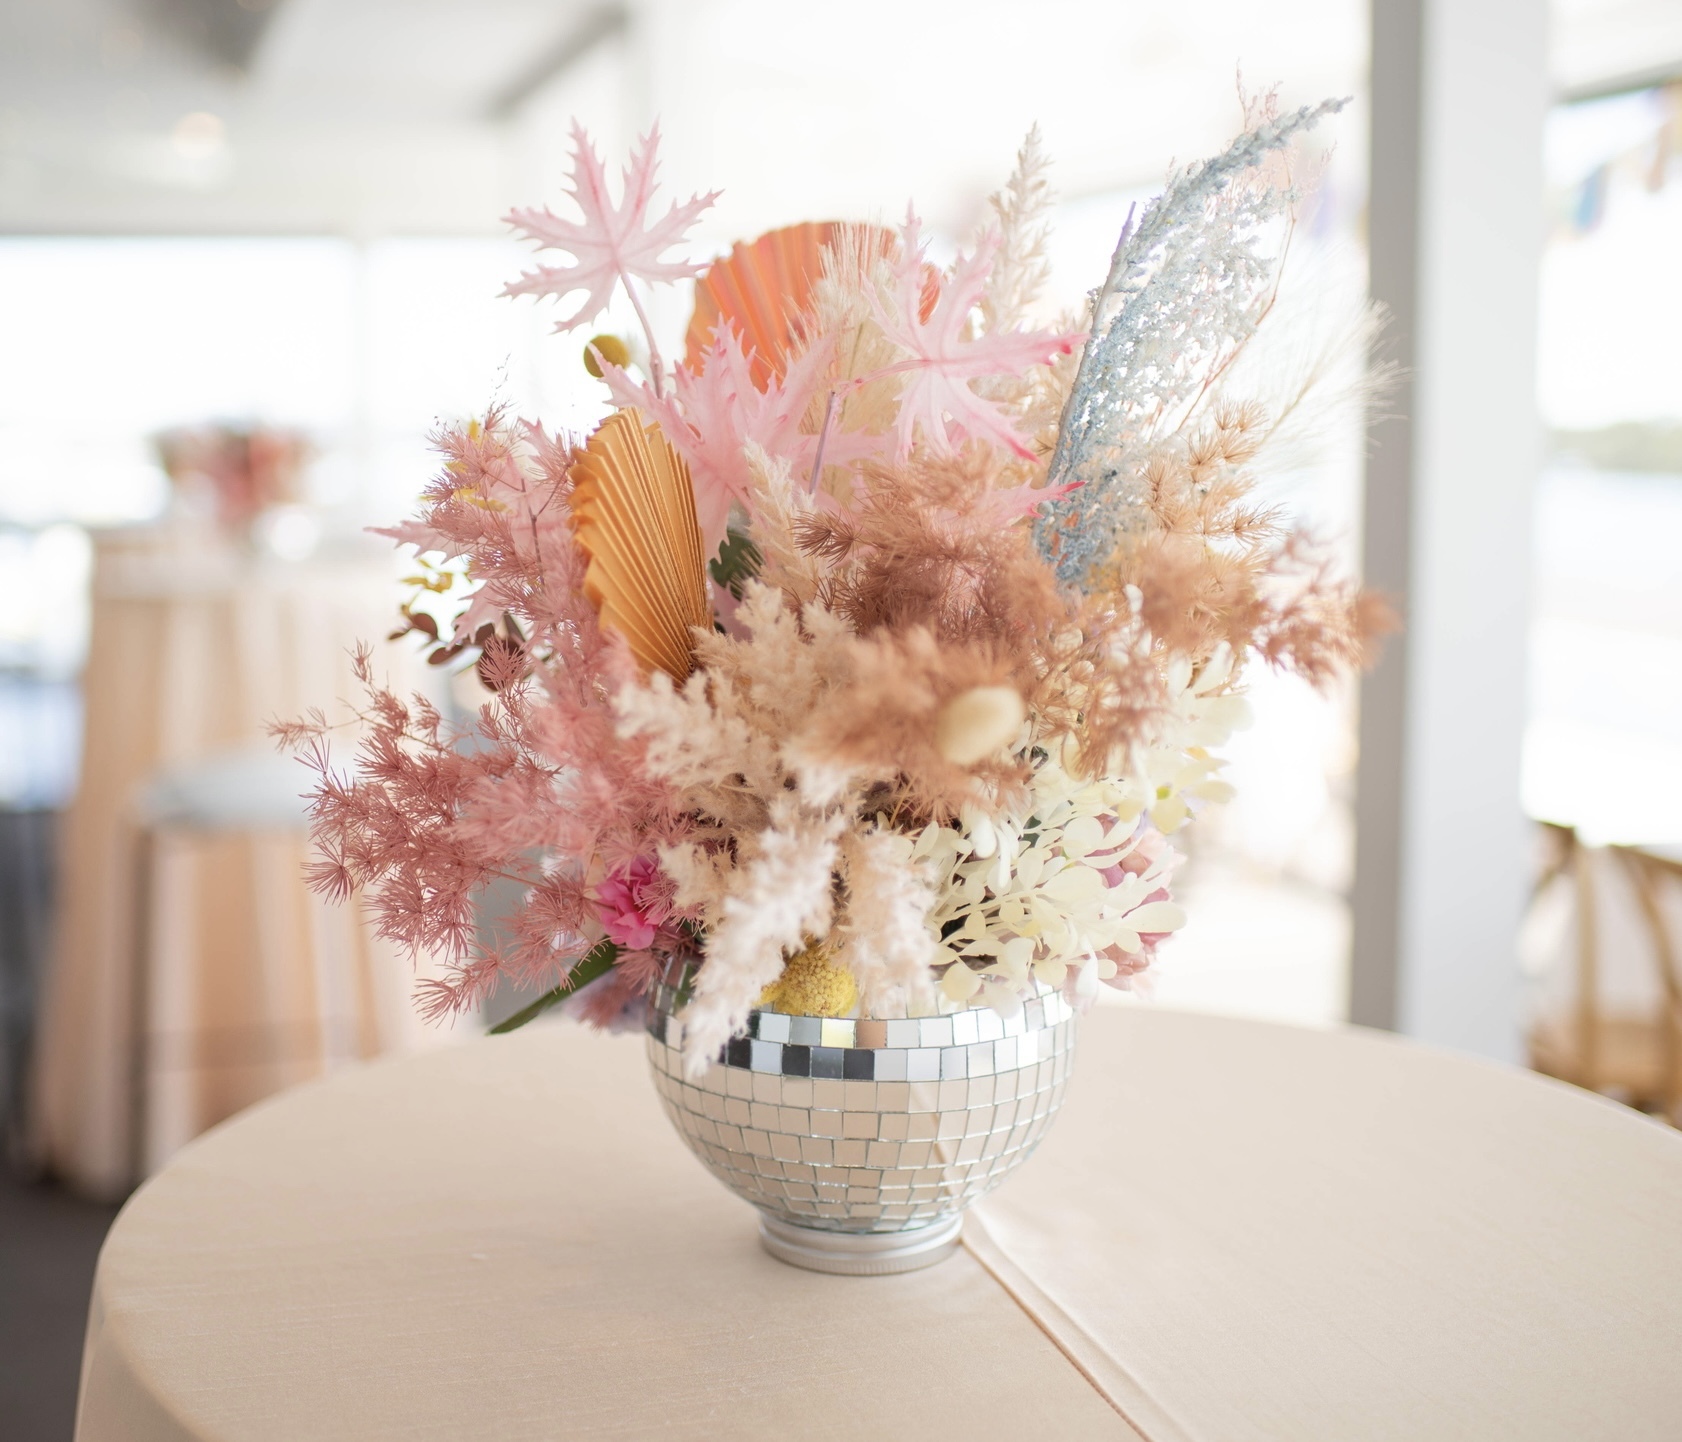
[807,390,841,490]
[621,275,666,399]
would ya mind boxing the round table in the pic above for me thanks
[75,1007,1682,1441]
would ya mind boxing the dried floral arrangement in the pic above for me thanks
[283,96,1387,1074]
[155,423,310,534]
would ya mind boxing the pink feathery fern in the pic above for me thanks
[290,412,699,1019]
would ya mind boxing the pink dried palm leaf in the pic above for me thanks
[683,220,844,389]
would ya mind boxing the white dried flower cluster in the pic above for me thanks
[1146,642,1251,827]
[913,642,1251,1014]
[915,754,1184,1008]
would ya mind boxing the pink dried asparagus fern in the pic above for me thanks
[279,412,697,1019]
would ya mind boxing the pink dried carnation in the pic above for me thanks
[592,855,673,950]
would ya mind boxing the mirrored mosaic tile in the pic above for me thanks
[647,976,1078,1235]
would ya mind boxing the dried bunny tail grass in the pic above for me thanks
[835,826,940,1015]
[678,799,845,1072]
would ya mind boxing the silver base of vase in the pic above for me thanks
[757,1213,964,1275]
[647,976,1078,1238]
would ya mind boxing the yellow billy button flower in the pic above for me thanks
[583,333,632,378]
[758,941,858,1017]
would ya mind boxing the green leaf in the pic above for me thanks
[708,529,763,600]
[486,939,619,1035]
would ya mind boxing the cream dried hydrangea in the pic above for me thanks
[915,644,1253,1013]
[1138,642,1251,833]
[915,747,1182,1012]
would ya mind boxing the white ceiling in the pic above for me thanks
[0,0,1677,236]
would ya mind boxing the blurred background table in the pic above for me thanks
[29,523,438,1199]
[75,1006,1682,1442]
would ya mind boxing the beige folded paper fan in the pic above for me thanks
[568,409,709,680]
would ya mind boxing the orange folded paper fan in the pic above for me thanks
[568,409,710,681]
[684,221,843,390]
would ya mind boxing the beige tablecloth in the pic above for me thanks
[31,524,440,1198]
[75,1007,1682,1441]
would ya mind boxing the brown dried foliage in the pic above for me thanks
[1101,400,1390,688]
[788,446,1170,790]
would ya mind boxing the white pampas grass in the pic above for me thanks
[836,827,940,1016]
[742,443,825,604]
[980,125,1055,336]
[676,797,845,1072]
